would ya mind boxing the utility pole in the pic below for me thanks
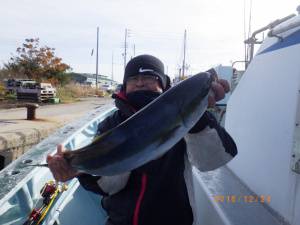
[124,28,128,71]
[95,27,99,89]
[111,52,114,84]
[133,44,136,57]
[182,29,187,79]
[179,68,182,79]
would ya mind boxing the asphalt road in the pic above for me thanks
[0,97,113,133]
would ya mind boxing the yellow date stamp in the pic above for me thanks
[213,195,271,204]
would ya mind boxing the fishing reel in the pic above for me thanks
[23,181,68,225]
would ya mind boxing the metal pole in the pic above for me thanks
[124,28,127,71]
[111,52,114,84]
[133,44,136,57]
[96,27,99,89]
[182,29,187,79]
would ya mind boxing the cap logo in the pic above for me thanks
[139,67,154,73]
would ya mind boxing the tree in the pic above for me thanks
[4,38,71,85]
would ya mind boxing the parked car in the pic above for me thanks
[114,84,123,93]
[100,84,113,93]
[39,83,57,99]
[5,79,56,102]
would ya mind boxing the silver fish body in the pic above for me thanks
[64,72,212,176]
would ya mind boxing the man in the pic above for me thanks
[47,54,237,225]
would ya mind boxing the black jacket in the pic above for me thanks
[78,92,237,225]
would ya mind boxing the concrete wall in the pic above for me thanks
[0,127,56,169]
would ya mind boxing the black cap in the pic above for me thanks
[123,54,167,90]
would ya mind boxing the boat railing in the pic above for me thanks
[0,104,115,225]
[244,13,296,64]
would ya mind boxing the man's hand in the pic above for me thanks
[208,77,230,108]
[47,144,80,182]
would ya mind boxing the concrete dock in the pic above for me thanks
[0,97,113,169]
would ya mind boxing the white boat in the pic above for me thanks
[1,5,300,225]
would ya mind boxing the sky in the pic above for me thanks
[0,0,299,82]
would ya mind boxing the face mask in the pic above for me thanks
[126,90,161,110]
